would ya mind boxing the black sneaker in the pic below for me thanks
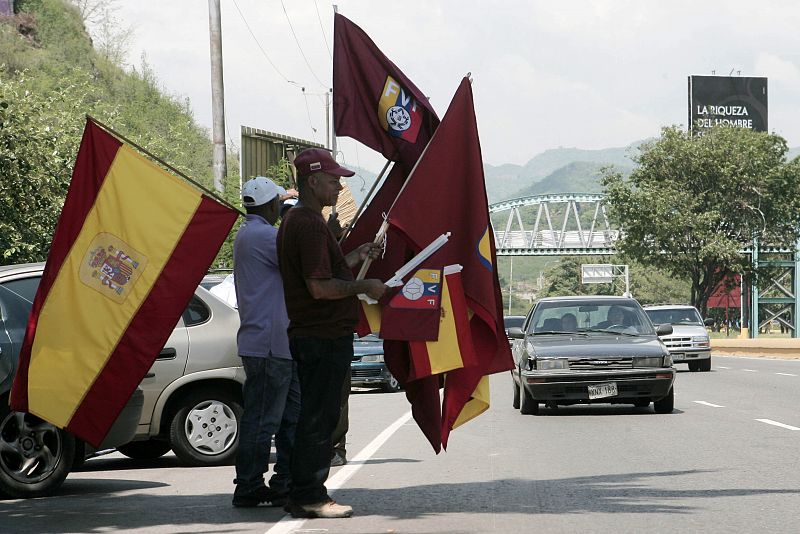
[232,486,287,508]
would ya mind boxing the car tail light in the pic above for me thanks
[655,373,673,379]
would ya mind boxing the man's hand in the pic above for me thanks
[357,242,382,261]
[363,279,388,300]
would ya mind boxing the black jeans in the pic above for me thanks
[234,355,300,495]
[288,335,353,504]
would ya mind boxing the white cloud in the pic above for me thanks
[115,1,800,173]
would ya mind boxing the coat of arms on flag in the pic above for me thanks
[10,117,239,447]
[378,75,423,142]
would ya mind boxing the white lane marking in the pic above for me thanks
[265,410,413,534]
[693,401,725,408]
[756,419,800,431]
[776,372,797,377]
[716,366,730,369]
[742,369,758,372]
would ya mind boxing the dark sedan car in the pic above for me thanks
[508,296,675,415]
[350,334,401,393]
[0,263,143,498]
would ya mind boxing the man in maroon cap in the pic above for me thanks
[277,148,387,519]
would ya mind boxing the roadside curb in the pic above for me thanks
[711,338,800,360]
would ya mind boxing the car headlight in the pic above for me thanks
[633,356,663,368]
[692,335,710,348]
[536,358,569,370]
[361,354,384,363]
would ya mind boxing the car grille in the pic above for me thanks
[567,358,632,370]
[352,368,383,379]
[662,336,693,349]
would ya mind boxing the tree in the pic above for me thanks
[602,125,800,316]
[536,255,690,304]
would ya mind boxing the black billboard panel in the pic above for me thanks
[688,76,768,132]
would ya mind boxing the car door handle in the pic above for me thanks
[157,348,177,360]
[144,372,155,378]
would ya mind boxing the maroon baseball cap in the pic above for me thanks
[294,148,355,178]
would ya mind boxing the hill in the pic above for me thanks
[510,160,632,197]
[0,0,235,265]
[484,143,640,203]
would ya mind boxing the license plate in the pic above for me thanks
[672,353,685,361]
[588,382,618,400]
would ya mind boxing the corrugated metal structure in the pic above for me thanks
[240,126,324,185]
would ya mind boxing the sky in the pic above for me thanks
[113,1,800,174]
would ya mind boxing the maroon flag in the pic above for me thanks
[335,12,439,282]
[385,77,514,447]
[333,13,438,169]
[379,266,443,342]
[334,13,445,451]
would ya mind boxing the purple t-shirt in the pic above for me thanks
[277,206,358,339]
[233,214,291,358]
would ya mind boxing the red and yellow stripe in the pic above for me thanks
[11,120,237,446]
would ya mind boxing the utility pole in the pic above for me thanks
[508,257,514,315]
[208,0,227,192]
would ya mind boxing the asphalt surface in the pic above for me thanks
[4,355,800,533]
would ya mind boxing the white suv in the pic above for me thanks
[644,305,711,372]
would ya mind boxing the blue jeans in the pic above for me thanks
[234,355,300,494]
[288,335,352,504]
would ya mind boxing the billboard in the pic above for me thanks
[688,76,768,132]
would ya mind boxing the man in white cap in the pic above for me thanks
[278,148,387,518]
[232,176,300,508]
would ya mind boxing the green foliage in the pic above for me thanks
[536,256,690,305]
[602,125,800,315]
[211,158,293,269]
[0,0,238,266]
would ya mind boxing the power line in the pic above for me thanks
[231,0,299,87]
[302,88,318,143]
[280,0,328,89]
[313,0,332,58]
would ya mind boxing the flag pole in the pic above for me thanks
[354,125,443,280]
[87,115,245,216]
[338,157,394,244]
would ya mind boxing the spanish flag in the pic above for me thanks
[10,119,238,447]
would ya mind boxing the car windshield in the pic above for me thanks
[645,308,703,326]
[355,334,381,342]
[529,299,656,336]
[504,316,525,330]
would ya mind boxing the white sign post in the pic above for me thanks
[581,264,631,297]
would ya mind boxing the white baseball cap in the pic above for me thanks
[241,176,286,207]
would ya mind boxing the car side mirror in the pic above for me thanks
[507,327,525,339]
[656,323,673,336]
[704,318,715,327]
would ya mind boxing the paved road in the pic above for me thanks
[4,355,800,533]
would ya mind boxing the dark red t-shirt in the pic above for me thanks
[277,206,358,339]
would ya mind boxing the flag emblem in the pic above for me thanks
[378,76,423,142]
[80,233,146,302]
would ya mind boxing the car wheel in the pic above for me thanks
[519,385,539,415]
[0,406,75,498]
[633,399,650,408]
[169,390,242,467]
[512,373,520,410]
[699,358,711,372]
[688,361,700,372]
[381,374,402,393]
[653,387,675,414]
[117,440,172,460]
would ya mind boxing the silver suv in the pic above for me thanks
[644,305,711,372]
[0,263,244,497]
